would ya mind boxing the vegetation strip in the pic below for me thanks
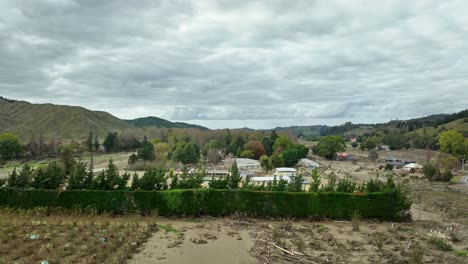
[0,188,409,219]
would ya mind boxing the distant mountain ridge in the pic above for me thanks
[0,98,208,140]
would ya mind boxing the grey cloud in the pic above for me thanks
[1,0,467,129]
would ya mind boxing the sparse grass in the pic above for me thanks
[271,226,283,243]
[409,243,424,264]
[0,207,156,263]
[454,251,468,257]
[351,211,361,231]
[316,224,329,233]
[371,232,385,250]
[292,236,306,252]
[426,236,453,251]
[158,224,179,233]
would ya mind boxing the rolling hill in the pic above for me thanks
[125,116,208,130]
[0,99,208,140]
[413,118,468,137]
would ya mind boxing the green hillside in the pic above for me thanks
[413,118,468,137]
[0,99,209,140]
[0,100,132,140]
[126,116,208,130]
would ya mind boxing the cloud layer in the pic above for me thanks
[1,0,467,129]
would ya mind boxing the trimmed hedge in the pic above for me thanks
[0,188,409,219]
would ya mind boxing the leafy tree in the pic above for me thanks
[137,141,156,161]
[228,161,241,189]
[86,131,94,152]
[321,171,337,192]
[439,170,454,182]
[154,142,170,160]
[243,141,266,159]
[103,132,119,153]
[172,142,200,164]
[439,130,467,157]
[118,172,131,190]
[183,143,200,164]
[273,135,292,153]
[270,130,279,143]
[287,174,304,192]
[138,168,167,190]
[282,144,308,167]
[422,162,439,181]
[227,136,245,156]
[314,136,346,160]
[67,161,88,190]
[270,153,284,167]
[59,145,76,175]
[336,176,357,193]
[276,177,288,191]
[441,156,459,170]
[381,133,410,150]
[15,164,34,188]
[174,168,204,189]
[260,155,273,172]
[7,168,18,188]
[261,137,274,156]
[309,169,321,192]
[92,159,125,190]
[351,142,358,148]
[240,150,255,159]
[130,172,140,190]
[207,139,223,150]
[128,153,138,164]
[32,162,64,190]
[0,133,22,161]
[360,137,378,151]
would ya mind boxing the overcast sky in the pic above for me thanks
[1,0,467,129]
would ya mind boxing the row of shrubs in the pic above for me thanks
[0,188,410,219]
[2,159,405,195]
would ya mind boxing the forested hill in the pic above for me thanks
[0,98,208,140]
[125,116,208,130]
[273,109,468,139]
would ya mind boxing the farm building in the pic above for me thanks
[275,167,297,177]
[233,158,261,169]
[298,158,320,169]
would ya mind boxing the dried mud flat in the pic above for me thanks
[129,215,467,264]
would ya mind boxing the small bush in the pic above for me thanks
[371,232,385,250]
[385,164,394,171]
[422,163,439,181]
[409,243,424,264]
[292,237,306,252]
[427,236,453,251]
[436,170,453,182]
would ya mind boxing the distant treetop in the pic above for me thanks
[0,96,17,103]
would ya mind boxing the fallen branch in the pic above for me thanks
[231,220,252,225]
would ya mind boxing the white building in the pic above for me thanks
[275,167,297,177]
[233,158,261,170]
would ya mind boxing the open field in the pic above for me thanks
[1,201,467,264]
